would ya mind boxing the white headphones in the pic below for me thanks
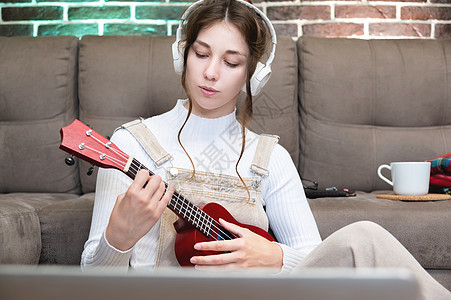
[172,0,277,96]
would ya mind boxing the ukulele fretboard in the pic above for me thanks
[125,158,235,241]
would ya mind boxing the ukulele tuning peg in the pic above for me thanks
[65,156,75,166]
[87,165,95,176]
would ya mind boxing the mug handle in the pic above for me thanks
[377,164,393,186]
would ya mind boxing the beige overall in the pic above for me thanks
[122,119,279,267]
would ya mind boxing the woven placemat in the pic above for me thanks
[376,193,451,201]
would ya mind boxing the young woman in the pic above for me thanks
[81,0,450,298]
[82,0,321,272]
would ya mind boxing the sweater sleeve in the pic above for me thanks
[262,144,322,273]
[80,129,139,268]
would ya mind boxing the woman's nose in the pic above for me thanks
[204,59,219,81]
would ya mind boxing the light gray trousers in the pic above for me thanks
[295,221,451,300]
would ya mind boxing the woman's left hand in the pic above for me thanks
[190,218,283,271]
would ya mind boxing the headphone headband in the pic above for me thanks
[172,0,277,96]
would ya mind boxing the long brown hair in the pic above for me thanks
[177,0,270,191]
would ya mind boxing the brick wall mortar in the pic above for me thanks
[1,0,450,38]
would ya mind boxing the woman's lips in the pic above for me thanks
[200,86,219,96]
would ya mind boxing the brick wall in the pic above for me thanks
[0,0,450,38]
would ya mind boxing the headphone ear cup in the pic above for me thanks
[172,40,184,75]
[250,62,271,96]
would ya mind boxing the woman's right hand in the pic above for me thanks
[105,169,174,251]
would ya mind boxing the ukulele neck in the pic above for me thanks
[124,157,232,240]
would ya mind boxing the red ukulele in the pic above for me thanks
[60,119,275,266]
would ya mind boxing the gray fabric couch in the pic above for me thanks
[1,35,450,290]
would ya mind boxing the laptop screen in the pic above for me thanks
[0,265,418,300]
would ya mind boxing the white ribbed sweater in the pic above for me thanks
[81,100,321,272]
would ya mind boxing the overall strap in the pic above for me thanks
[250,134,280,177]
[121,119,172,167]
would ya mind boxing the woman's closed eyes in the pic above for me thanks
[194,51,240,69]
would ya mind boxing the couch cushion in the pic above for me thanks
[428,270,451,291]
[248,36,299,172]
[0,193,76,264]
[0,36,80,193]
[78,35,298,193]
[308,193,451,270]
[298,37,451,191]
[38,193,94,265]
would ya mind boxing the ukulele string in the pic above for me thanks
[81,144,129,169]
[87,133,236,241]
[90,135,130,161]
[87,134,131,167]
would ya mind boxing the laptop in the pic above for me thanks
[0,265,419,300]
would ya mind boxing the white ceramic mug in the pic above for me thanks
[377,162,431,196]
